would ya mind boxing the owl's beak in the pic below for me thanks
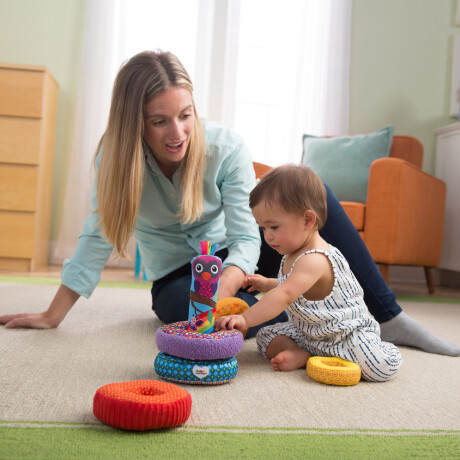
[202,272,211,281]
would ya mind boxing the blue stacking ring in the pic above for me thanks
[154,352,238,385]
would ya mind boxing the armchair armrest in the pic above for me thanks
[364,158,446,266]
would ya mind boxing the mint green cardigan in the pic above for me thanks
[61,121,261,298]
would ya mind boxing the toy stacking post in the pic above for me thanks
[155,241,243,385]
[186,241,222,333]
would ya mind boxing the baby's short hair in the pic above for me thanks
[249,164,327,230]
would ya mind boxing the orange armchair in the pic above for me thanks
[253,135,447,294]
[341,136,446,294]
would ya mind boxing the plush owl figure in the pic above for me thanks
[186,241,222,333]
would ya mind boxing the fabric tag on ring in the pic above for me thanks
[192,365,210,379]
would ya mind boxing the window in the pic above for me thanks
[115,0,350,165]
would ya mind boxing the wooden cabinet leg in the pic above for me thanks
[424,266,435,294]
[379,264,389,284]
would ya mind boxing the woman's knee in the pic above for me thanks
[151,276,190,323]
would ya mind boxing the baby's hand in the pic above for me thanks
[215,314,248,332]
[242,274,270,292]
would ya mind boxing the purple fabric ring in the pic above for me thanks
[156,321,244,360]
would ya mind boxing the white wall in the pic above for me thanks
[0,0,85,241]
[350,0,457,174]
[0,0,457,269]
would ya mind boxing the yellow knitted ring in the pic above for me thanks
[306,356,361,386]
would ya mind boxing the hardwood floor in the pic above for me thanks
[2,265,460,298]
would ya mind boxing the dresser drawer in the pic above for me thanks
[0,211,35,258]
[0,117,42,164]
[0,68,44,118]
[0,63,58,270]
[0,164,38,211]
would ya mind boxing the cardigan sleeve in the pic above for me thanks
[216,133,261,275]
[60,152,114,298]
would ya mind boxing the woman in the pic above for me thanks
[1,50,458,356]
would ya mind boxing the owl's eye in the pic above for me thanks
[210,264,219,275]
[195,263,203,273]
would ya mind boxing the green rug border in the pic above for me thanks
[2,421,459,434]
[1,276,460,303]
[1,425,459,460]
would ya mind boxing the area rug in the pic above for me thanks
[1,280,459,459]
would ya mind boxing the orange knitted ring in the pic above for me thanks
[93,379,192,430]
[306,357,361,386]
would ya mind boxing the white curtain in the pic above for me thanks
[51,0,126,266]
[231,0,352,166]
[51,0,352,267]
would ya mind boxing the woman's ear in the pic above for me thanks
[304,210,317,229]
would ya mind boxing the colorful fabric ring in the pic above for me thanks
[93,379,192,430]
[306,356,361,386]
[156,321,244,360]
[155,352,238,386]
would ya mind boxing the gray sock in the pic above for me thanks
[380,312,460,357]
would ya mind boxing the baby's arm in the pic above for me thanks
[217,253,331,331]
[215,274,277,331]
[215,314,249,332]
[241,274,277,293]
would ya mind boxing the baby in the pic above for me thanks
[215,164,401,382]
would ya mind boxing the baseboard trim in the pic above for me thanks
[388,266,460,288]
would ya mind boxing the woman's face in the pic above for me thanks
[143,87,195,178]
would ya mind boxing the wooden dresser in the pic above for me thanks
[0,63,59,271]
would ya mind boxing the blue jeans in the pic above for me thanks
[151,184,401,334]
[320,184,401,322]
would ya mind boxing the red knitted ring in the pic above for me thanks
[93,379,192,431]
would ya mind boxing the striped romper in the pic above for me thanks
[256,245,402,382]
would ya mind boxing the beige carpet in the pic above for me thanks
[1,282,459,431]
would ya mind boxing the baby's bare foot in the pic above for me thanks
[271,348,311,372]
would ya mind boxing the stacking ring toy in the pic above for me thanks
[306,357,361,386]
[93,379,192,431]
[155,352,238,385]
[216,297,250,337]
[156,321,243,360]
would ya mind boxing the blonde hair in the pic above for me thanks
[249,164,327,230]
[96,51,206,257]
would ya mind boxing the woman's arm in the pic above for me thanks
[214,126,261,280]
[0,149,114,329]
[218,265,246,299]
[0,284,80,329]
[60,150,114,299]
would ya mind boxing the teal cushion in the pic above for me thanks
[302,126,394,203]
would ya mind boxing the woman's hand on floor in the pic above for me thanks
[0,311,61,329]
[0,284,80,329]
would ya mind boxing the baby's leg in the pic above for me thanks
[343,331,402,382]
[266,336,311,371]
[256,322,310,372]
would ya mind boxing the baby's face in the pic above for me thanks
[252,201,312,256]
